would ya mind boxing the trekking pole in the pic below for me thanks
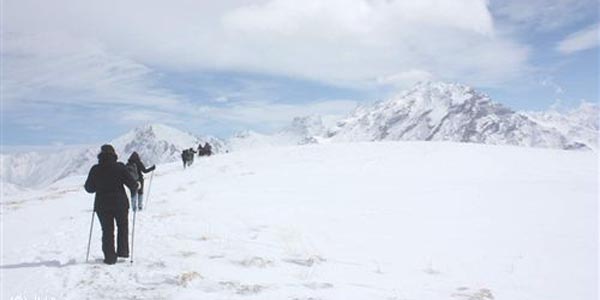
[145,171,155,209]
[130,209,137,264]
[85,209,95,263]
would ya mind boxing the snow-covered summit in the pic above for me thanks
[281,116,326,138]
[111,123,225,164]
[226,83,595,150]
[113,124,199,151]
[327,81,588,150]
[227,116,328,151]
[525,102,599,150]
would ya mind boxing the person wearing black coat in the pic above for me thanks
[197,143,204,157]
[181,149,189,168]
[204,142,212,156]
[84,144,137,264]
[187,148,197,165]
[127,151,156,210]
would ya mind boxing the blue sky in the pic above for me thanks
[1,0,598,145]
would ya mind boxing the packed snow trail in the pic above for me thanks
[1,142,597,300]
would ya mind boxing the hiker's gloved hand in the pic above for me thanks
[148,165,156,172]
[137,182,142,190]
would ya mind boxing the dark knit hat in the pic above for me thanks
[128,151,140,163]
[97,144,118,161]
[100,144,116,155]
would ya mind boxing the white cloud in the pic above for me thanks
[199,99,358,129]
[213,0,527,87]
[491,0,597,31]
[118,110,180,124]
[2,0,541,139]
[3,0,529,89]
[557,24,599,54]
[376,70,435,87]
[540,77,565,94]
[1,32,182,110]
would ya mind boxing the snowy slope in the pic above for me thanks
[227,130,298,151]
[525,102,599,150]
[1,142,596,300]
[0,124,225,190]
[327,82,589,150]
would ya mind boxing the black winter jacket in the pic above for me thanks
[85,154,138,211]
[131,160,155,182]
[127,153,155,182]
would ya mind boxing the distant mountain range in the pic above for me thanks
[326,82,596,150]
[1,82,597,191]
[524,102,598,151]
[227,116,328,151]
[0,124,225,191]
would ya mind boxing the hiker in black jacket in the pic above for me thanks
[203,142,212,156]
[187,148,197,165]
[84,144,137,264]
[181,149,188,169]
[127,151,156,211]
[197,143,204,157]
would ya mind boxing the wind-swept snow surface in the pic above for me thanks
[1,142,597,299]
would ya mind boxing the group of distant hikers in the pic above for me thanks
[181,142,212,168]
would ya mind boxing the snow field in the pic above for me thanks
[1,141,597,299]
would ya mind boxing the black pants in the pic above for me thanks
[138,178,145,195]
[96,209,129,262]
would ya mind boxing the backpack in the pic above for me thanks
[126,161,139,181]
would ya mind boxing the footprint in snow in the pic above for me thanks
[283,255,326,267]
[178,251,196,258]
[151,212,176,219]
[218,281,266,295]
[234,256,274,268]
[147,261,167,269]
[451,287,494,300]
[303,282,334,290]
[174,271,203,287]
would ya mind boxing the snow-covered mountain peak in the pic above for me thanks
[110,123,225,164]
[328,81,584,150]
[525,102,599,150]
[281,115,326,137]
[112,123,197,149]
[394,81,483,107]
[567,102,599,128]
[227,116,328,151]
[1,123,226,190]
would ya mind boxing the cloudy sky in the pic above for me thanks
[1,0,598,145]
